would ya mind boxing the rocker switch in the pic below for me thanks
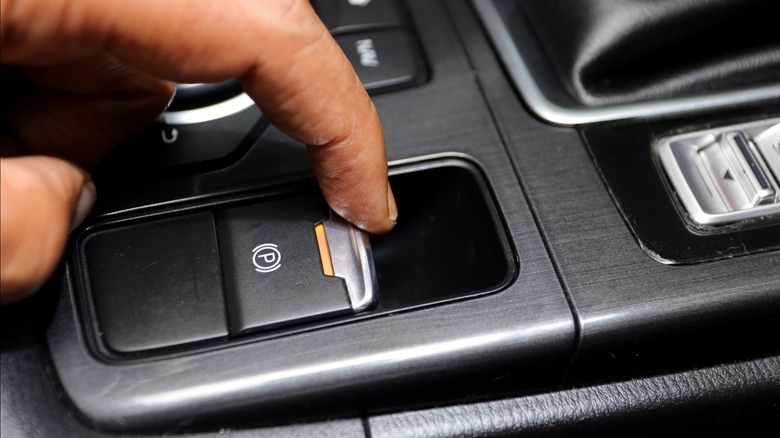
[655,119,780,226]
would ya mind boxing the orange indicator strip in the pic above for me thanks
[314,223,335,276]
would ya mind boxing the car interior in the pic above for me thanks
[2,0,779,436]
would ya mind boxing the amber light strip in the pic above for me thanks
[314,223,335,276]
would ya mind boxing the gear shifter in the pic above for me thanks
[517,0,780,106]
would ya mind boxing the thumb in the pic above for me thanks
[1,155,96,304]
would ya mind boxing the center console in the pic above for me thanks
[2,1,778,436]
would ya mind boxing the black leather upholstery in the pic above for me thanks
[369,356,780,437]
[518,0,780,106]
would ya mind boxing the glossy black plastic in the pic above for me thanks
[335,29,428,94]
[372,160,515,310]
[313,0,406,35]
[71,158,515,361]
[581,107,780,264]
[84,212,228,354]
[168,80,244,112]
[105,106,267,174]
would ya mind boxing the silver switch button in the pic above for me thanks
[719,132,776,206]
[654,119,780,227]
[753,122,780,183]
[699,139,753,210]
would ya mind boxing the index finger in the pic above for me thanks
[1,0,397,234]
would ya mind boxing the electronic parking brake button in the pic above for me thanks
[215,195,378,335]
[83,195,378,355]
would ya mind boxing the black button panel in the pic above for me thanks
[315,0,428,95]
[81,193,371,357]
[84,212,228,354]
[112,103,263,173]
[312,0,406,35]
[335,29,426,92]
[215,195,353,335]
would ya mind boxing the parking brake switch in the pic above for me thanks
[215,195,378,336]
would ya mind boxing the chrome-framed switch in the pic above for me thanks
[654,119,780,227]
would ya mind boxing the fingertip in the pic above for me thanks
[0,156,94,303]
[360,182,398,235]
[308,138,396,235]
[330,186,397,236]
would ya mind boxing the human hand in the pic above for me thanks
[0,0,397,304]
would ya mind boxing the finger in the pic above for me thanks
[0,155,96,303]
[1,55,175,168]
[2,0,397,233]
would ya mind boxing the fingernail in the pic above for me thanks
[70,178,96,232]
[387,182,398,224]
